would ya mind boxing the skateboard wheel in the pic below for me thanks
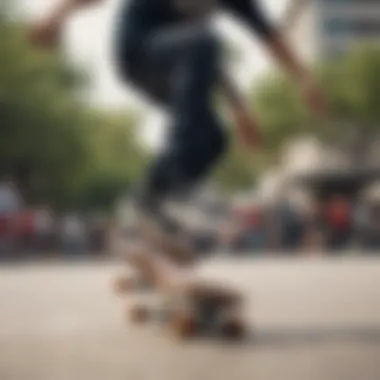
[128,304,150,324]
[171,313,198,339]
[221,319,246,339]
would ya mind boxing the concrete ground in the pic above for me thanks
[1,256,380,380]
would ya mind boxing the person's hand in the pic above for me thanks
[29,0,104,49]
[29,20,62,49]
[301,76,328,119]
[235,110,261,150]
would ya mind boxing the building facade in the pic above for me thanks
[287,0,380,61]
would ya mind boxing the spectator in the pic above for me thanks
[88,214,107,254]
[0,178,22,215]
[353,200,371,248]
[34,205,54,254]
[240,205,266,251]
[276,198,304,252]
[0,179,22,257]
[60,212,87,257]
[363,203,380,250]
[302,200,325,253]
[324,196,352,251]
[14,207,35,256]
[0,212,9,257]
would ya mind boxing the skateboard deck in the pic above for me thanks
[114,266,246,340]
[127,281,246,340]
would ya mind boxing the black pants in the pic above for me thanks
[118,23,227,210]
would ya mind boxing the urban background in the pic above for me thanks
[2,3,379,380]
[2,0,380,260]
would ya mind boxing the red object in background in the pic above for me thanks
[15,210,35,238]
[0,215,9,237]
[237,207,263,230]
[246,209,262,228]
[325,198,351,229]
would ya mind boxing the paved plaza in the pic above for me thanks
[1,257,380,380]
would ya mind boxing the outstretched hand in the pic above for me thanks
[29,0,104,49]
[29,20,62,49]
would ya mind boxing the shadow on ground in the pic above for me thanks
[231,326,380,347]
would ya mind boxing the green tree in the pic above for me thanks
[0,20,87,202]
[213,129,271,193]
[0,6,148,209]
[319,47,380,164]
[212,46,380,193]
[78,110,149,210]
[250,46,380,167]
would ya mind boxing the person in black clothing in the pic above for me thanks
[30,0,326,246]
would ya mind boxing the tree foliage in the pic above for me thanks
[213,129,272,193]
[250,46,380,166]
[0,6,148,210]
[213,46,380,193]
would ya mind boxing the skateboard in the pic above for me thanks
[120,275,246,340]
[114,209,247,340]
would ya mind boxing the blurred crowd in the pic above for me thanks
[2,177,380,260]
[217,194,380,254]
[118,191,380,256]
[0,180,108,260]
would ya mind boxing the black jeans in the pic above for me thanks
[118,23,227,205]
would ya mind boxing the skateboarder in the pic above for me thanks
[30,0,326,265]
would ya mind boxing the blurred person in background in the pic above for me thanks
[14,207,35,257]
[244,204,266,251]
[218,215,240,254]
[352,197,371,249]
[302,200,325,253]
[0,213,8,257]
[224,206,246,253]
[0,178,22,215]
[60,212,87,257]
[0,178,22,258]
[88,214,107,255]
[219,203,265,253]
[30,0,325,268]
[33,205,54,255]
[276,197,304,252]
[236,204,266,252]
[362,203,380,251]
[324,195,352,252]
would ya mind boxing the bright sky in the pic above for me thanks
[19,0,289,148]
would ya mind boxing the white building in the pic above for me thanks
[287,0,380,61]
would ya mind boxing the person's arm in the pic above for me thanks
[221,72,261,149]
[30,0,104,48]
[265,34,326,117]
[222,0,303,77]
[221,72,246,115]
[281,0,309,32]
[222,0,326,117]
